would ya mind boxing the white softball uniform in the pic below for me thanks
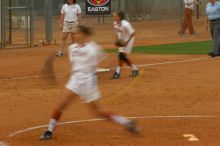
[114,20,135,54]
[61,4,81,32]
[184,0,196,10]
[65,42,103,103]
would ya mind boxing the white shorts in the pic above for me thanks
[65,75,101,103]
[119,38,135,54]
[63,21,79,33]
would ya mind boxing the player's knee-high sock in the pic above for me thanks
[131,64,138,71]
[90,102,131,127]
[99,111,130,126]
[116,66,121,74]
[116,61,123,74]
[109,115,131,126]
[125,59,138,71]
[48,109,62,132]
[99,111,131,127]
[48,119,57,132]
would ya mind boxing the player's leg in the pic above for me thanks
[122,56,138,77]
[123,40,139,77]
[88,101,140,133]
[127,59,139,77]
[57,32,69,57]
[39,88,77,140]
[82,76,138,131]
[112,53,124,79]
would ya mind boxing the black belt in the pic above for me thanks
[65,21,77,23]
[210,18,220,22]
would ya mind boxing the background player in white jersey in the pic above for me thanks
[39,25,139,140]
[112,11,139,79]
[57,0,82,57]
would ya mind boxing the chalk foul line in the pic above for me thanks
[110,57,213,70]
[8,115,220,138]
[0,57,215,81]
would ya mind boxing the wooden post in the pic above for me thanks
[102,14,105,24]
[8,0,12,44]
[98,14,101,24]
[196,0,200,19]
[45,0,53,44]
[179,0,184,35]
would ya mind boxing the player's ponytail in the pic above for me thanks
[77,25,94,36]
[117,11,125,20]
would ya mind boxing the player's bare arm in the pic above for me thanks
[60,14,65,30]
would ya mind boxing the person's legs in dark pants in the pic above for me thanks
[213,24,220,56]
[209,21,216,57]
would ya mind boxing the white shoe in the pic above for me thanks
[56,51,64,57]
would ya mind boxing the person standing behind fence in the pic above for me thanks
[179,0,199,35]
[56,0,82,57]
[205,0,220,57]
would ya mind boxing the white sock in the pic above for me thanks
[116,66,121,74]
[48,119,57,132]
[131,64,138,71]
[110,115,130,126]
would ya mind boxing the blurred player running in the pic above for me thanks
[39,25,140,140]
[112,11,139,79]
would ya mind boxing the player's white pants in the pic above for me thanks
[119,38,135,54]
[65,74,100,103]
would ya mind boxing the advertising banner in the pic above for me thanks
[86,0,111,15]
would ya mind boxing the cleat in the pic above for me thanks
[127,120,140,134]
[39,130,53,140]
[112,72,120,79]
[130,70,139,77]
[56,51,64,57]
[208,52,216,58]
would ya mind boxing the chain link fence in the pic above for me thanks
[1,0,210,48]
[33,0,210,43]
[32,0,209,18]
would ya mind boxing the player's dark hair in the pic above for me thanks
[116,11,125,20]
[77,25,93,36]
[66,0,77,5]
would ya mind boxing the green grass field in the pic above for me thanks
[106,41,212,55]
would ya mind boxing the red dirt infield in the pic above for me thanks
[0,18,220,146]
